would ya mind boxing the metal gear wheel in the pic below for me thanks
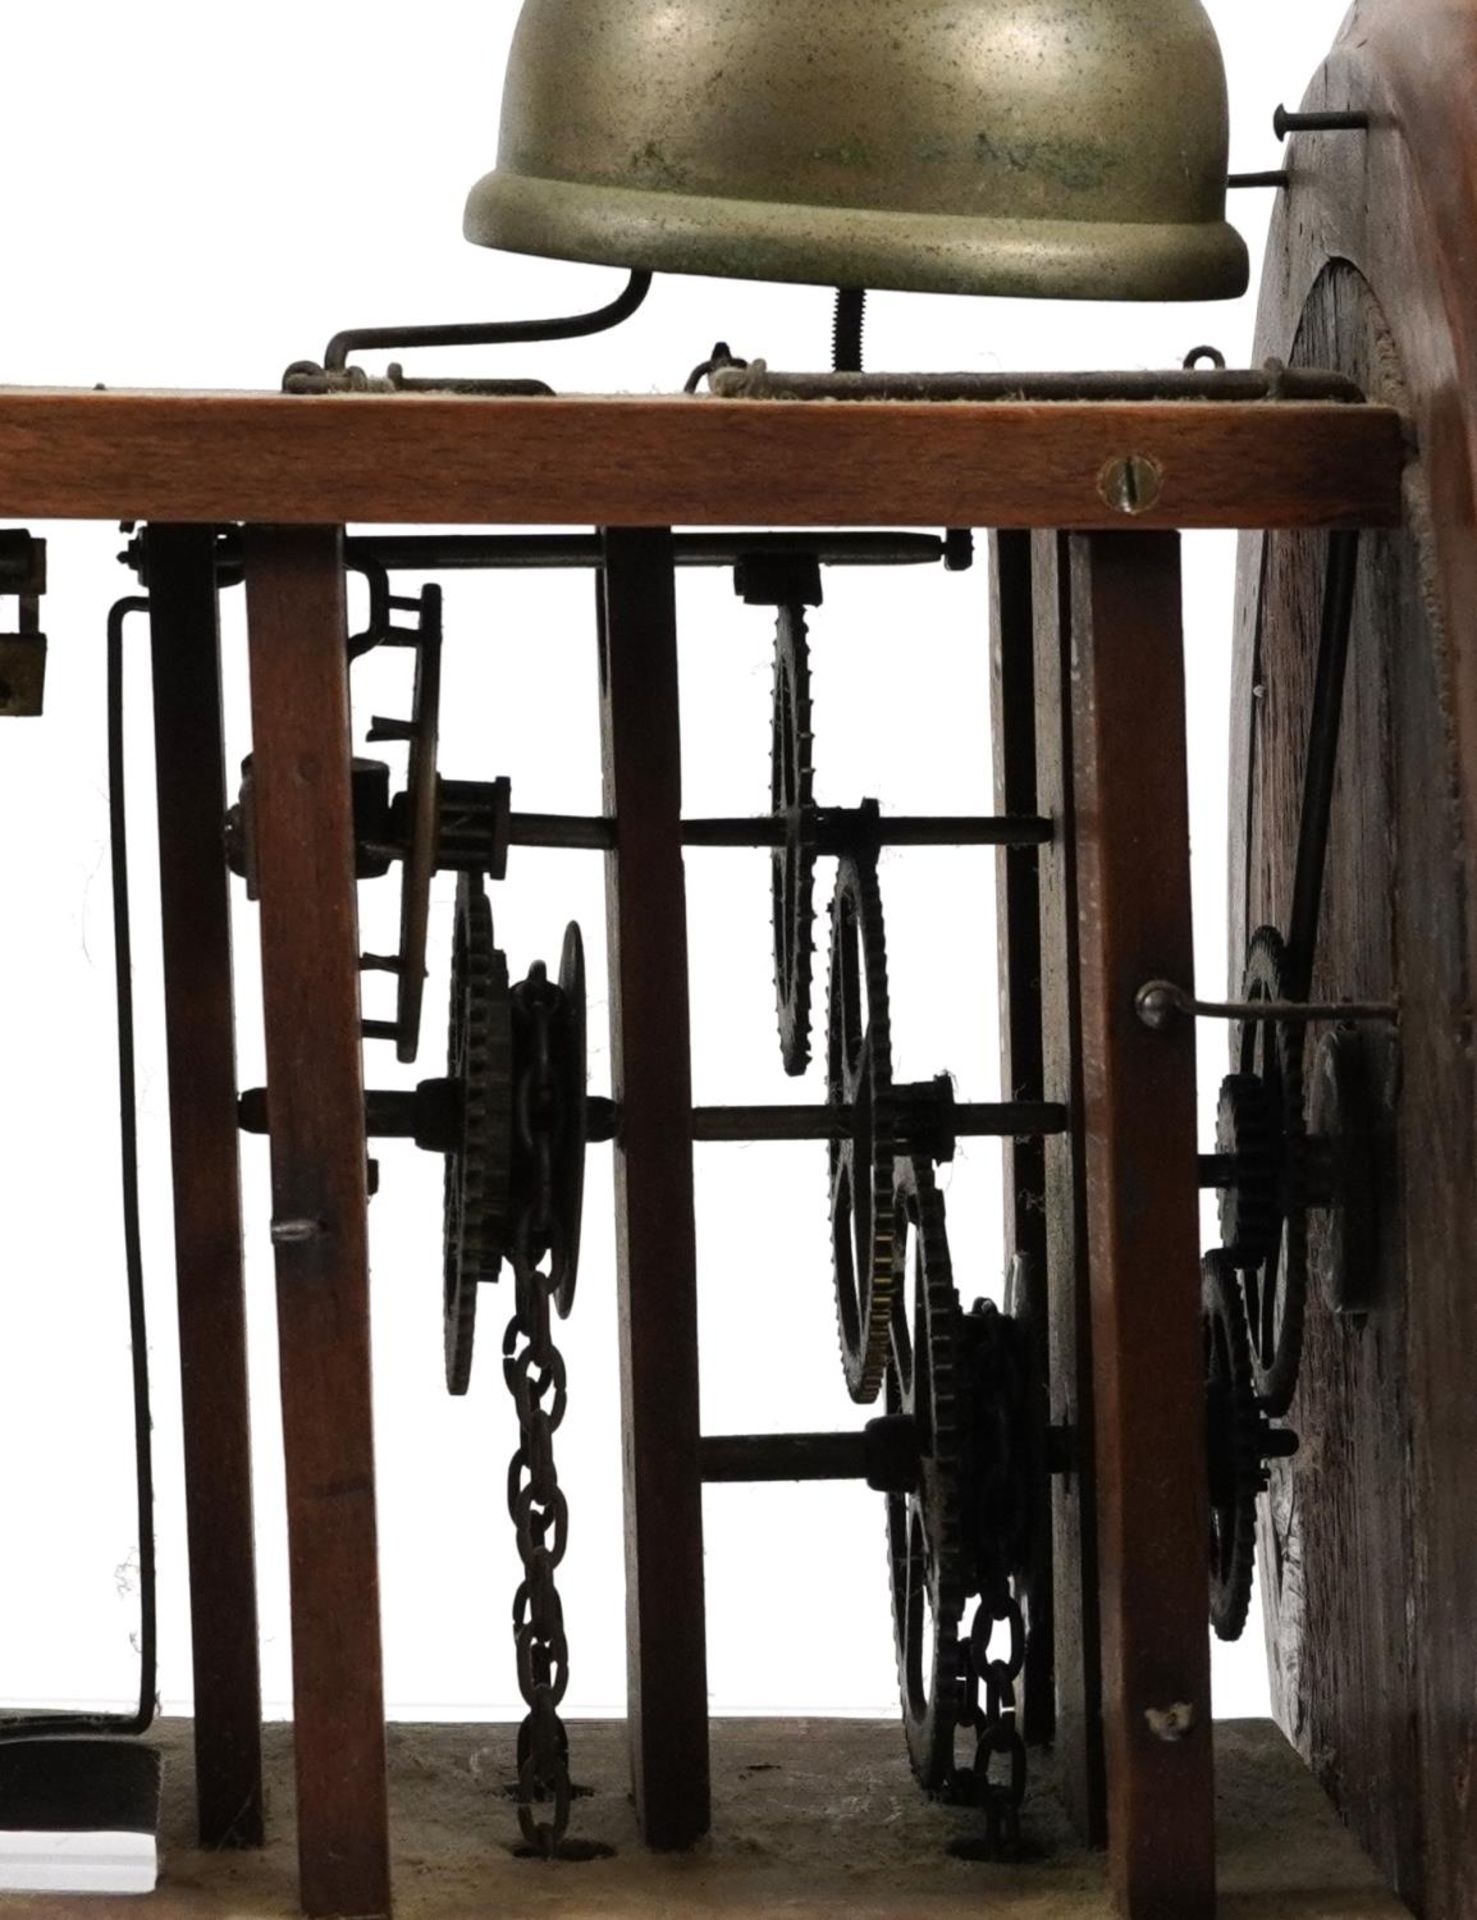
[1233,926,1309,1417]
[1215,1071,1280,1268]
[510,923,590,1320]
[827,852,898,1403]
[886,1156,967,1791]
[1202,1250,1264,1642]
[771,603,817,1076]
[443,871,514,1396]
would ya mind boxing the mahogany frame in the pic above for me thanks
[0,388,1405,1920]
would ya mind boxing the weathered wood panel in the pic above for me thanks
[1070,532,1214,1916]
[989,531,1054,1749]
[1030,532,1105,1845]
[243,527,390,1918]
[598,529,710,1849]
[1232,7,1477,1913]
[0,390,1404,530]
[147,524,264,1849]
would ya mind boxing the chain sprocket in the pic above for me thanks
[443,871,514,1396]
[771,604,817,1076]
[827,851,898,1402]
[1233,926,1309,1416]
[1202,1250,1264,1641]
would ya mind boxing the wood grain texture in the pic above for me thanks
[243,527,390,1919]
[1030,531,1106,1846]
[0,390,1404,531]
[1231,7,1477,1911]
[1070,533,1214,1916]
[988,533,1054,1750]
[147,525,264,1850]
[598,529,711,1850]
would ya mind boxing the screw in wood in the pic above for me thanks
[1098,454,1164,517]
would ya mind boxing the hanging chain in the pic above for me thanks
[955,1584,1029,1853]
[502,971,575,1856]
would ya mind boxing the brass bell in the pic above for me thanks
[465,0,1248,302]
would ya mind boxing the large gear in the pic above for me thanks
[443,871,514,1396]
[886,1156,967,1791]
[509,922,590,1320]
[1202,1250,1265,1642]
[827,851,898,1403]
[1215,1071,1280,1268]
[771,604,817,1076]
[1233,926,1309,1417]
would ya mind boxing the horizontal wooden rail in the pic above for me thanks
[0,390,1404,529]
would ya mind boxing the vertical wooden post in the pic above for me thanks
[598,527,711,1850]
[147,524,264,1849]
[988,531,1053,1746]
[1068,531,1215,1916]
[243,526,390,1920]
[1031,532,1106,1844]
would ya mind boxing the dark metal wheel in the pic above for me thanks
[510,923,590,1319]
[1232,927,1308,1417]
[443,871,514,1395]
[827,852,897,1403]
[886,1156,966,1791]
[1203,1250,1261,1642]
[771,604,817,1076]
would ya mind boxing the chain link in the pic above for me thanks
[953,1586,1029,1853]
[502,977,576,1856]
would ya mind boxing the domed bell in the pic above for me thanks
[465,0,1248,303]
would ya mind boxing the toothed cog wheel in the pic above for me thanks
[1203,1250,1268,1642]
[827,850,897,1403]
[442,872,514,1396]
[771,603,817,1076]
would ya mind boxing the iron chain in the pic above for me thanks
[955,1586,1029,1853]
[502,978,576,1856]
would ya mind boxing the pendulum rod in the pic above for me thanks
[1284,530,1362,1002]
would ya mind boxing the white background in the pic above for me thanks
[0,0,1349,1732]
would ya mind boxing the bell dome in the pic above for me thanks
[464,0,1248,301]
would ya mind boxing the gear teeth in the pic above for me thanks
[886,1158,967,1791]
[443,872,515,1395]
[827,852,897,1403]
[1236,927,1310,1417]
[1202,1251,1261,1642]
[772,603,817,1077]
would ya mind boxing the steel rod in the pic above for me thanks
[700,1432,870,1483]
[691,1101,1067,1143]
[345,529,968,573]
[712,365,1366,405]
[505,811,1053,853]
[1286,530,1363,1001]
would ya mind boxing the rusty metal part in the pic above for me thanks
[698,1421,919,1489]
[770,597,816,1076]
[887,1158,967,1793]
[343,528,974,573]
[1274,105,1370,138]
[283,267,650,391]
[710,362,1365,404]
[1135,977,1398,1030]
[1232,928,1309,1418]
[1214,1073,1280,1269]
[443,874,515,1395]
[0,530,47,717]
[827,851,897,1404]
[467,0,1248,300]
[1201,1253,1260,1642]
[688,1095,1067,1145]
[512,925,590,1320]
[503,808,1048,853]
